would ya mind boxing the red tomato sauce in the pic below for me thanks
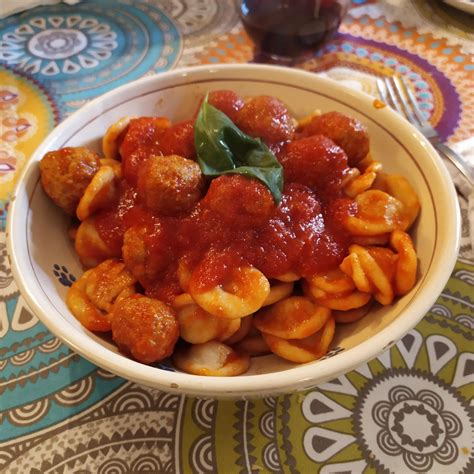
[92,91,357,303]
[94,183,354,303]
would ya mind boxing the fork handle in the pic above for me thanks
[433,142,474,187]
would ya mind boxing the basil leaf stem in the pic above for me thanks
[194,97,284,203]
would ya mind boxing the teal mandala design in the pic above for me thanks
[0,383,182,472]
[0,265,126,446]
[0,0,181,111]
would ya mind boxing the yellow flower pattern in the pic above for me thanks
[0,69,56,200]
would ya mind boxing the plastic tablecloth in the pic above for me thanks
[0,1,472,472]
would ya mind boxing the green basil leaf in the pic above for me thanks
[194,97,284,203]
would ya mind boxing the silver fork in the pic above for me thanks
[376,75,473,187]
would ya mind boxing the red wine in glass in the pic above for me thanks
[239,0,349,62]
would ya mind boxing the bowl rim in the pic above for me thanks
[7,63,461,397]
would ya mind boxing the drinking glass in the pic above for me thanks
[238,0,350,63]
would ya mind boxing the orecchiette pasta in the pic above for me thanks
[262,317,335,363]
[374,173,420,230]
[344,161,382,198]
[254,296,331,339]
[102,116,132,160]
[390,229,418,295]
[67,280,112,332]
[343,190,404,236]
[346,244,395,305]
[189,265,270,319]
[75,216,120,268]
[76,163,121,221]
[339,252,372,293]
[274,271,300,282]
[337,233,416,306]
[341,167,360,188]
[172,293,195,309]
[262,281,294,306]
[333,303,373,324]
[177,257,194,292]
[315,290,372,311]
[234,331,271,357]
[352,234,390,246]
[173,341,250,376]
[67,259,136,331]
[100,158,122,168]
[307,269,355,297]
[177,303,241,344]
[357,154,375,170]
[224,315,253,344]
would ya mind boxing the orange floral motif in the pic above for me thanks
[338,16,473,142]
[1,116,32,142]
[0,148,17,178]
[0,88,19,110]
[0,69,56,199]
[196,28,253,65]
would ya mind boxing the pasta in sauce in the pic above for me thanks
[39,90,420,376]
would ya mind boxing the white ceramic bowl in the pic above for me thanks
[7,64,460,398]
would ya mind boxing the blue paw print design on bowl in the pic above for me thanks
[53,263,76,287]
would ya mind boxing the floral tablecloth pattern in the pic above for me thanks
[0,1,472,473]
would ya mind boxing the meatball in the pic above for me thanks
[137,154,204,215]
[279,135,349,194]
[208,90,244,122]
[159,120,196,160]
[300,111,369,166]
[111,294,179,364]
[39,147,100,215]
[120,117,171,185]
[120,117,171,159]
[235,95,295,146]
[203,174,275,228]
[122,222,172,286]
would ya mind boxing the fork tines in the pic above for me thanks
[376,75,426,128]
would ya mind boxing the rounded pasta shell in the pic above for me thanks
[173,341,250,376]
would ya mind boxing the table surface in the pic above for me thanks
[0,1,473,473]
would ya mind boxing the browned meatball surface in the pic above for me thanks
[300,111,369,166]
[111,294,179,364]
[137,154,204,215]
[203,175,275,228]
[207,90,244,122]
[279,135,349,194]
[122,222,173,286]
[235,95,295,146]
[39,147,100,215]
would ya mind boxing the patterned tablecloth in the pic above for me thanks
[0,1,473,473]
